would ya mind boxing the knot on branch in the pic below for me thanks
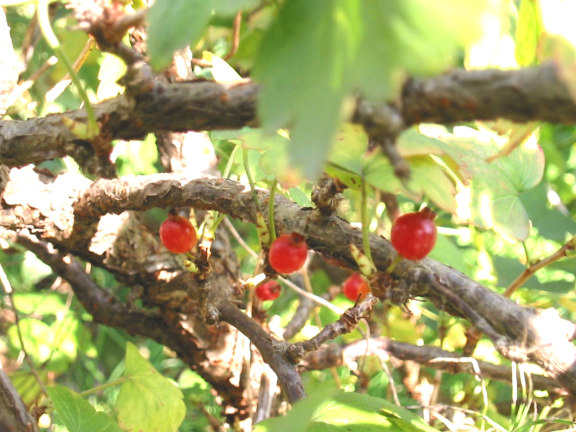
[311,173,347,215]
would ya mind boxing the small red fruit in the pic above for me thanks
[159,213,197,253]
[256,281,282,301]
[268,233,308,274]
[343,272,370,302]
[390,207,437,260]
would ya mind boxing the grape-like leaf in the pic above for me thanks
[116,342,185,432]
[48,386,124,432]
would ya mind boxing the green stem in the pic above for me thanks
[268,178,278,242]
[37,0,99,137]
[242,148,261,213]
[222,143,239,179]
[361,179,373,265]
[79,377,127,397]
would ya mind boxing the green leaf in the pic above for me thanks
[254,0,489,180]
[520,182,576,242]
[47,385,124,432]
[214,0,258,15]
[435,127,545,240]
[116,342,185,432]
[147,0,213,70]
[515,0,543,66]
[327,126,457,212]
[254,389,440,432]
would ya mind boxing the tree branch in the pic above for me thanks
[5,169,576,395]
[302,337,564,395]
[1,63,574,170]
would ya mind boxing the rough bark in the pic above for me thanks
[3,167,576,398]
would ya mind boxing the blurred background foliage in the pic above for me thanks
[1,0,576,431]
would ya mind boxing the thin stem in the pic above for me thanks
[37,0,99,137]
[222,143,240,179]
[361,179,374,265]
[268,178,278,242]
[280,276,345,315]
[0,264,48,397]
[79,377,127,397]
[504,236,576,298]
[242,147,261,213]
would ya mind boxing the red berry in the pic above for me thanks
[159,213,197,253]
[343,272,370,302]
[390,207,437,260]
[256,281,281,301]
[268,233,308,274]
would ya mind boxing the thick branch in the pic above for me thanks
[1,63,575,169]
[217,300,305,403]
[6,171,576,396]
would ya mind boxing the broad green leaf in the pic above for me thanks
[8,318,53,363]
[254,389,439,432]
[327,126,457,212]
[12,292,66,315]
[147,0,212,70]
[116,342,185,432]
[47,385,124,432]
[515,0,543,66]
[254,0,489,179]
[520,182,576,242]
[434,127,544,240]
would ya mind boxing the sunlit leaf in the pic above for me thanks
[254,389,440,432]
[515,0,543,66]
[48,386,124,432]
[436,127,545,240]
[116,342,185,432]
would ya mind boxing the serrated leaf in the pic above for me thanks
[254,389,439,432]
[47,386,124,432]
[116,342,185,432]
[254,0,489,180]
[147,0,213,70]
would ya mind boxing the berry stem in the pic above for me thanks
[386,254,403,273]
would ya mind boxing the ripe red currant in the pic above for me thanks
[256,280,281,301]
[390,207,437,260]
[343,272,370,302]
[268,233,308,274]
[159,213,197,253]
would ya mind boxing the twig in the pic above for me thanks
[504,236,576,298]
[293,294,378,356]
[223,10,242,61]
